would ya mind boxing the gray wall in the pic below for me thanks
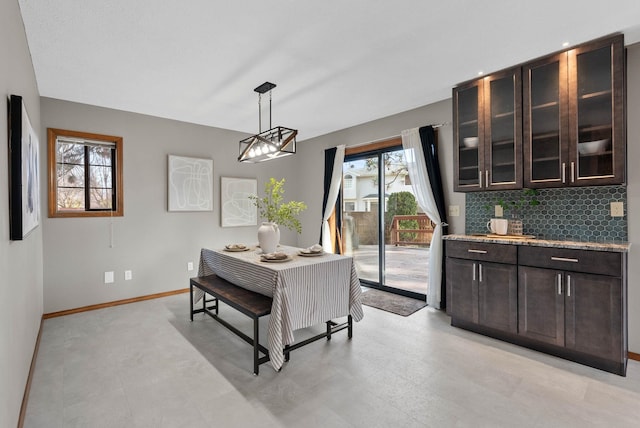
[40,98,299,313]
[626,42,640,355]
[1,1,44,427]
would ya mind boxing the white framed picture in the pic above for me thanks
[168,155,213,212]
[220,177,257,227]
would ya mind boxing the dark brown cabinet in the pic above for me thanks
[518,246,626,370]
[453,67,522,192]
[524,34,625,187]
[454,34,625,192]
[446,241,518,333]
[446,239,628,375]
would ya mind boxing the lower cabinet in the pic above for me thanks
[446,241,517,332]
[446,240,628,375]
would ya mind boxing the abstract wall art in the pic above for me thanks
[168,155,213,212]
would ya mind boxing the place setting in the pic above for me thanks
[259,251,292,263]
[223,243,251,252]
[298,244,325,257]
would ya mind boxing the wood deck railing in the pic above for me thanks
[389,214,434,246]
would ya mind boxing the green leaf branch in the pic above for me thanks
[249,177,307,234]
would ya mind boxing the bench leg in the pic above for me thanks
[284,345,290,362]
[253,317,259,376]
[348,315,353,339]
[326,321,332,341]
[190,283,194,321]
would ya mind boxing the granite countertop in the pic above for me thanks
[443,234,631,253]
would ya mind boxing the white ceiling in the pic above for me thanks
[18,0,640,141]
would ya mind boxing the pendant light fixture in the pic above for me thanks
[238,82,297,163]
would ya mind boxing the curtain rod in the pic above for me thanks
[347,122,450,149]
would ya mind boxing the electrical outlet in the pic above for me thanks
[124,270,132,281]
[104,271,114,284]
[449,205,460,217]
[495,205,504,217]
[187,262,194,271]
[611,201,624,217]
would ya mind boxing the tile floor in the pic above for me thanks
[25,293,640,427]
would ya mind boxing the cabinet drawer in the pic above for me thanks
[446,241,517,264]
[518,246,622,277]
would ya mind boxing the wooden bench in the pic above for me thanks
[190,274,354,375]
[190,274,272,375]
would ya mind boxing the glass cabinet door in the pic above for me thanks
[484,68,522,189]
[524,53,568,187]
[453,81,484,191]
[568,35,624,185]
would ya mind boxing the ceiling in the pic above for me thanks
[18,0,640,141]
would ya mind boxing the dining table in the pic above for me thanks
[194,245,364,371]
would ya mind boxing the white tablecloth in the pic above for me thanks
[194,246,364,370]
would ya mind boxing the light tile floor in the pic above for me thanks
[25,293,640,427]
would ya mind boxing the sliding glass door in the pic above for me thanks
[343,146,429,299]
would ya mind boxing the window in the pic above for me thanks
[344,174,354,189]
[47,128,123,217]
[344,201,355,212]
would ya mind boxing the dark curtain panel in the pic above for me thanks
[320,147,342,253]
[419,125,448,308]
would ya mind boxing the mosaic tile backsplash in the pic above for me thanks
[465,186,627,242]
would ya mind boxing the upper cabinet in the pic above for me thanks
[524,34,625,187]
[453,67,522,192]
[454,34,625,192]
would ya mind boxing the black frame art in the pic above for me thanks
[8,95,40,240]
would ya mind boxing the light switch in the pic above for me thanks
[449,205,460,217]
[124,270,132,281]
[611,202,624,217]
[495,205,504,217]
[187,262,194,271]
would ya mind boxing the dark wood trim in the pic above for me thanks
[43,288,189,319]
[629,351,640,361]
[345,137,402,156]
[18,317,43,428]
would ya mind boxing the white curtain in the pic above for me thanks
[401,128,443,309]
[322,145,346,253]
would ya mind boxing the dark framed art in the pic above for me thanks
[8,95,40,240]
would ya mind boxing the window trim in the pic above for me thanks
[47,128,124,218]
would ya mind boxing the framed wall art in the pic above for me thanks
[220,177,257,227]
[8,95,40,240]
[167,155,213,212]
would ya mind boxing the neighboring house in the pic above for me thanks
[343,164,412,212]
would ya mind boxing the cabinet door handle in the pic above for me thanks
[468,249,488,254]
[557,273,562,295]
[571,162,575,183]
[486,170,489,188]
[562,162,566,183]
[473,263,476,281]
[479,264,483,282]
[479,170,483,188]
[567,275,571,297]
[551,256,579,263]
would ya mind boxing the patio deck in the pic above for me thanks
[348,245,430,295]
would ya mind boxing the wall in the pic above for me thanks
[40,98,299,313]
[626,42,640,354]
[1,1,44,427]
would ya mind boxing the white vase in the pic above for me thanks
[258,222,280,254]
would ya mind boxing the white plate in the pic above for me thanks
[298,251,324,257]
[260,255,292,263]
[224,246,250,252]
